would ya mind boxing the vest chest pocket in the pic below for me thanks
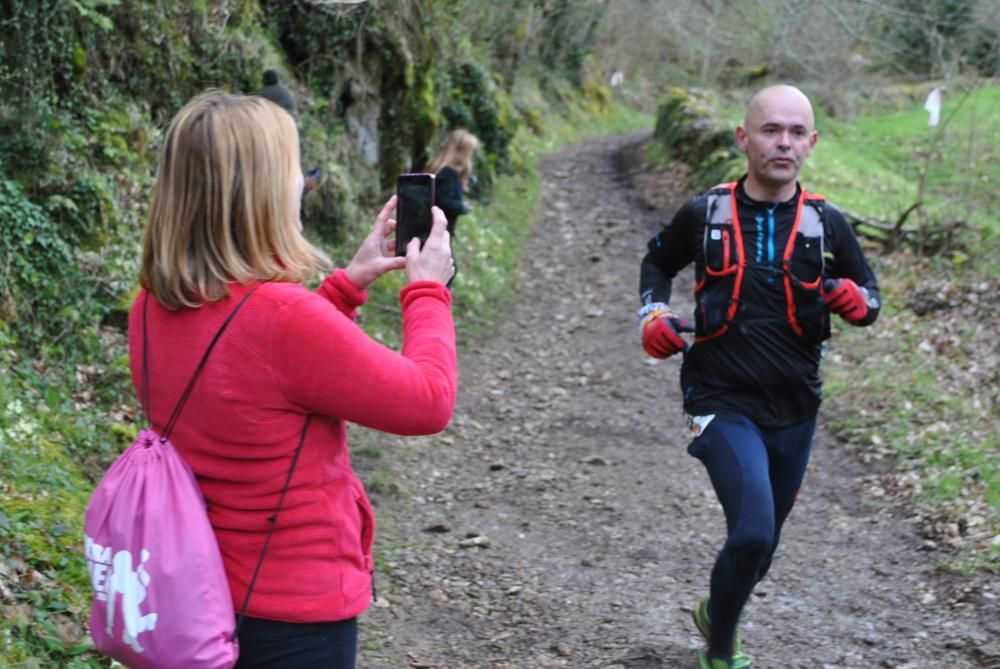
[786,232,828,342]
[704,223,738,276]
[787,232,824,286]
[694,278,734,337]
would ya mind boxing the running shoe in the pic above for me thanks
[692,598,752,668]
[697,650,753,669]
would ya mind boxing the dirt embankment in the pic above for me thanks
[354,132,1000,669]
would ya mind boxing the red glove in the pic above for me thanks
[822,278,869,323]
[641,309,694,359]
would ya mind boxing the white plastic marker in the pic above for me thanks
[924,87,943,127]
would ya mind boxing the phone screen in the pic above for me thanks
[395,173,436,256]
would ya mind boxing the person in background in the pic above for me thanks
[258,69,320,196]
[425,129,479,237]
[132,90,457,669]
[637,84,881,669]
[258,69,297,117]
[425,129,479,284]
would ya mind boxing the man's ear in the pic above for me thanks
[735,126,749,153]
[802,129,819,159]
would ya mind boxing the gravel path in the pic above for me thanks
[354,132,999,669]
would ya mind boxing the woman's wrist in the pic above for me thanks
[343,264,371,291]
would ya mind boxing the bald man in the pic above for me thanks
[637,85,880,669]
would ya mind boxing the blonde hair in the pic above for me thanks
[425,129,479,188]
[141,90,330,309]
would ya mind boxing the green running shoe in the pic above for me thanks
[692,598,752,668]
[697,650,753,669]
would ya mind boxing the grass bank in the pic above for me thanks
[805,85,1000,571]
[804,85,1000,245]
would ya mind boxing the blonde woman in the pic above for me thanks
[425,128,479,237]
[131,90,456,668]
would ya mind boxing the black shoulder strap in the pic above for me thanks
[234,413,312,638]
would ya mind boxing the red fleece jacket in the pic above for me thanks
[127,269,457,623]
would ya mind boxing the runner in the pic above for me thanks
[637,84,881,669]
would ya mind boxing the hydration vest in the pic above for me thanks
[694,182,830,343]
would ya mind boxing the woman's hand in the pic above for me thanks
[344,196,407,290]
[406,206,455,285]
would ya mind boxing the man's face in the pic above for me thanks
[736,89,818,192]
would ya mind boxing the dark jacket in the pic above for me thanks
[434,166,469,235]
[639,177,880,428]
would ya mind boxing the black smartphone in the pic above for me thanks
[395,172,436,256]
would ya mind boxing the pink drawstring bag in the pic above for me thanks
[84,428,239,669]
[84,288,271,668]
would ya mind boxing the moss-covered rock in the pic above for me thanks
[649,87,742,188]
[579,54,613,116]
[719,60,771,88]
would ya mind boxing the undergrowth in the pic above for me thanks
[807,85,1000,572]
[822,252,999,572]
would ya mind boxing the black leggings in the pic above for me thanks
[687,412,816,656]
[234,616,357,669]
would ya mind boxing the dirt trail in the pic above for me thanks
[356,132,999,669]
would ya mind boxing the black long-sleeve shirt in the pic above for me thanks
[639,177,880,428]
